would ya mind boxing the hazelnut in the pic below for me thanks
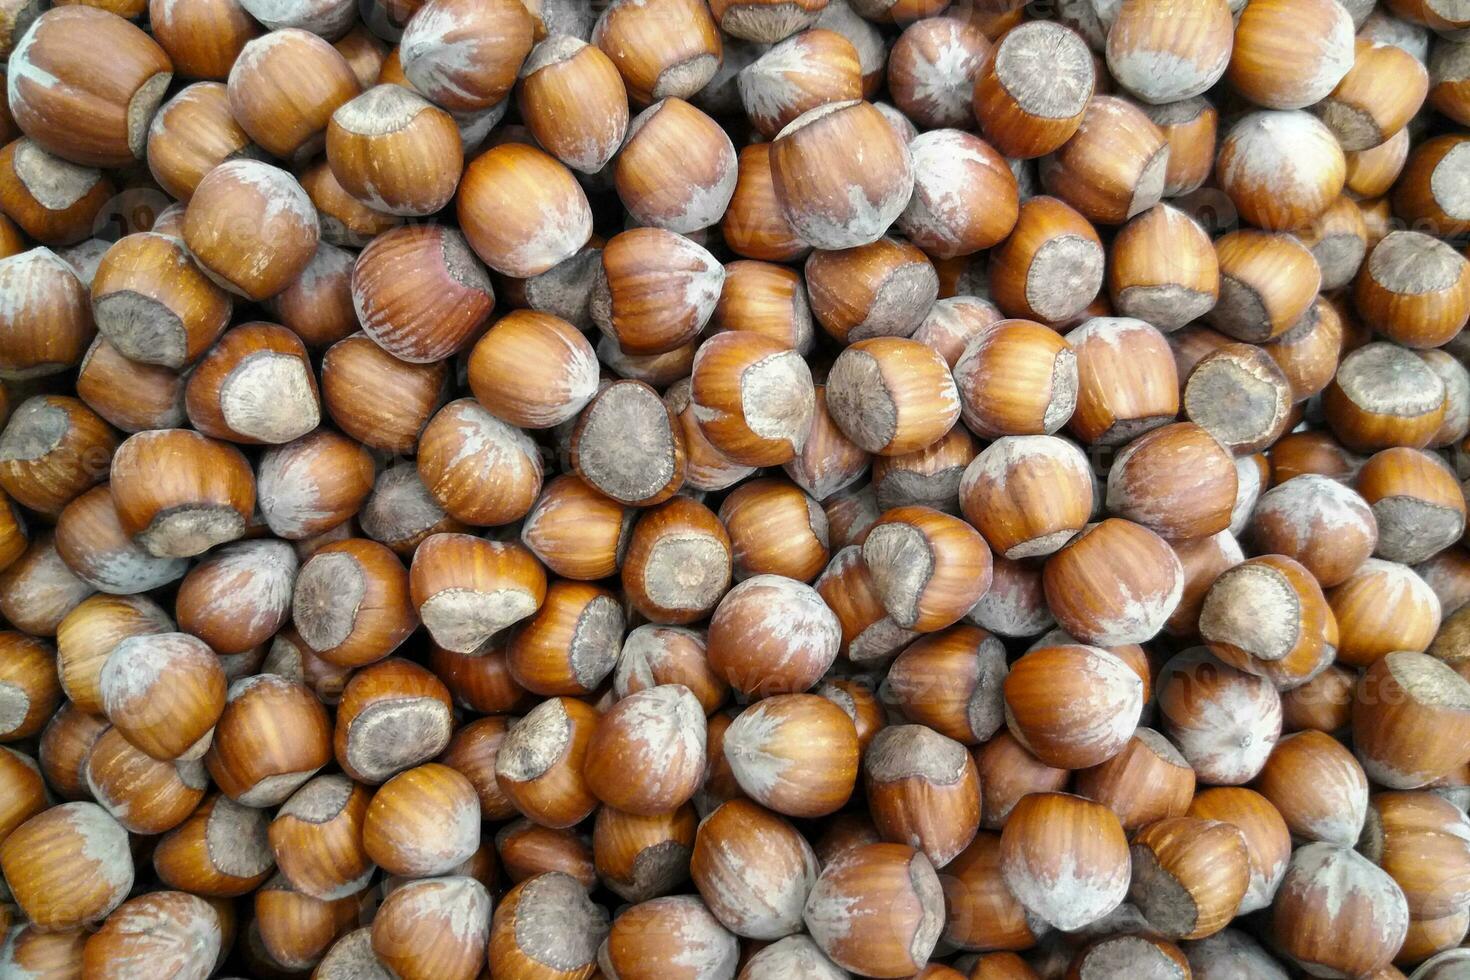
[1256,730,1370,846]
[75,337,188,434]
[176,539,297,655]
[888,18,988,129]
[1041,95,1169,225]
[409,532,546,653]
[334,658,453,784]
[911,295,1005,369]
[1107,422,1237,542]
[8,7,172,167]
[740,935,848,979]
[227,28,360,161]
[740,29,862,140]
[1043,518,1183,646]
[955,321,1077,439]
[458,142,593,279]
[252,874,360,972]
[887,624,1007,744]
[964,555,1058,640]
[1004,643,1144,768]
[0,394,116,519]
[149,0,258,80]
[0,138,114,246]
[690,330,815,466]
[269,775,374,901]
[617,98,736,233]
[363,762,480,877]
[998,792,1130,931]
[973,21,1095,159]
[321,333,447,455]
[592,0,723,106]
[769,100,914,250]
[82,891,222,980]
[864,724,983,868]
[1226,0,1353,109]
[814,544,919,664]
[1064,315,1176,446]
[183,159,319,300]
[1316,38,1427,151]
[1297,197,1369,293]
[1349,127,1412,201]
[1075,727,1196,831]
[621,495,733,625]
[863,505,994,633]
[293,538,416,667]
[1198,554,1333,689]
[959,435,1092,561]
[1185,787,1291,915]
[520,474,634,582]
[989,196,1105,324]
[418,399,542,527]
[398,0,531,110]
[1281,663,1357,736]
[325,84,462,216]
[352,224,495,363]
[517,36,628,174]
[496,818,596,889]
[723,693,858,818]
[468,310,597,430]
[0,928,88,978]
[584,684,706,814]
[722,143,808,263]
[0,248,94,380]
[1129,816,1250,940]
[692,798,818,939]
[568,380,686,507]
[86,725,207,835]
[804,842,944,977]
[1107,203,1218,331]
[805,237,939,344]
[0,802,133,929]
[1354,651,1470,790]
[1069,935,1193,979]
[593,804,696,903]
[1325,342,1448,453]
[489,872,610,978]
[371,875,491,980]
[300,156,401,247]
[1182,342,1293,456]
[941,831,1045,953]
[0,532,96,637]
[1272,843,1409,978]
[1208,229,1321,343]
[1357,447,1465,565]
[598,895,738,980]
[495,695,601,829]
[99,630,225,762]
[1157,648,1283,785]
[709,0,824,42]
[206,674,332,805]
[1330,558,1441,668]
[713,259,816,355]
[91,231,231,370]
[1216,110,1345,232]
[593,227,723,356]
[506,580,622,697]
[719,478,829,582]
[1105,0,1231,103]
[153,792,276,897]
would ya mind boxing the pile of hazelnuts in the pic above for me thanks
[6,0,1470,975]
